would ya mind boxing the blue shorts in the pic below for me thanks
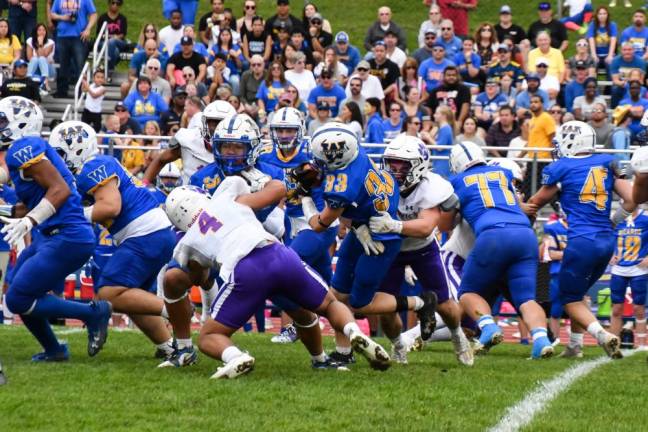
[97,228,175,292]
[332,231,402,309]
[549,275,563,319]
[459,227,538,310]
[6,234,94,314]
[610,273,648,305]
[288,227,336,284]
[559,233,615,305]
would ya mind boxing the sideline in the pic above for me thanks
[489,349,638,432]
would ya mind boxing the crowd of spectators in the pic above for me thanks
[0,0,647,176]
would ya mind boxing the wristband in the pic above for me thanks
[26,198,56,225]
[84,205,94,223]
[0,166,9,185]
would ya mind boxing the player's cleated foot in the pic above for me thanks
[328,350,356,365]
[210,353,255,379]
[270,324,298,344]
[312,357,350,371]
[531,337,554,359]
[158,346,198,368]
[597,331,623,359]
[87,300,112,357]
[391,342,408,364]
[474,323,503,355]
[452,331,474,366]
[417,292,438,341]
[32,343,70,362]
[559,344,584,358]
[350,333,391,371]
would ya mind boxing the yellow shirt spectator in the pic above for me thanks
[528,111,556,160]
[527,47,565,81]
[121,141,146,175]
[0,34,21,65]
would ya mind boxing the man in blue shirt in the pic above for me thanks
[620,9,648,58]
[333,31,360,73]
[307,68,346,119]
[50,0,97,98]
[438,19,462,60]
[474,78,508,130]
[418,44,454,92]
[564,61,589,112]
[515,73,549,115]
[611,42,647,107]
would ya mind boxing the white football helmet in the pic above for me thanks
[382,134,430,191]
[0,96,43,147]
[310,122,359,171]
[157,162,182,193]
[555,120,596,158]
[449,141,486,174]
[631,146,648,174]
[269,107,304,151]
[202,100,237,142]
[165,185,210,232]
[212,114,261,175]
[488,158,523,182]
[49,120,98,173]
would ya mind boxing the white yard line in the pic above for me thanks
[54,328,85,335]
[489,350,638,432]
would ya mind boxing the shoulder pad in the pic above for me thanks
[631,146,648,174]
[510,61,521,67]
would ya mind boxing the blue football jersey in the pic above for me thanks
[322,147,400,241]
[76,155,161,235]
[451,164,530,236]
[6,136,92,241]
[93,224,117,258]
[190,160,285,222]
[257,139,326,217]
[614,210,648,267]
[0,185,17,252]
[542,154,616,238]
[543,219,568,274]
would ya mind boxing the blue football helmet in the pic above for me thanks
[212,114,261,175]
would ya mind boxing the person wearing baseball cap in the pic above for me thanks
[495,5,527,46]
[412,28,437,64]
[264,0,306,42]
[0,58,40,102]
[308,12,332,60]
[527,1,568,51]
[417,4,442,49]
[515,73,549,115]
[166,34,207,88]
[333,31,361,72]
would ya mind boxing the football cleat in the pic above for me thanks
[87,300,112,357]
[158,346,198,368]
[210,353,255,379]
[32,343,70,362]
[597,331,623,359]
[350,332,391,371]
[311,357,350,371]
[559,345,584,358]
[417,292,438,341]
[270,324,299,344]
[474,323,503,355]
[328,350,356,365]
[452,331,474,366]
[391,342,408,364]
[531,337,554,359]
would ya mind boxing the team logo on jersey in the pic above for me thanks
[12,145,35,165]
[88,165,110,184]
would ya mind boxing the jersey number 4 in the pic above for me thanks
[198,211,223,235]
[579,166,608,211]
[463,171,515,208]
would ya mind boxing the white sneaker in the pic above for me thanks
[210,353,255,379]
[552,338,561,347]
[391,342,408,364]
[350,332,391,371]
[609,0,616,6]
[597,331,623,359]
[452,330,474,366]
[559,344,584,358]
[624,0,633,7]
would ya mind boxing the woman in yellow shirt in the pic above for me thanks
[0,19,21,66]
[120,127,146,176]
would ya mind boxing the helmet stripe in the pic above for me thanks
[312,126,357,143]
[281,108,287,121]
[458,142,473,161]
[227,115,237,134]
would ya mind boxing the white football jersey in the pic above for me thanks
[173,182,277,281]
[399,172,454,252]
[170,127,214,184]
[441,219,475,260]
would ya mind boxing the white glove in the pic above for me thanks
[240,168,271,193]
[353,224,385,256]
[216,175,251,198]
[0,216,35,247]
[404,265,418,286]
[369,211,403,234]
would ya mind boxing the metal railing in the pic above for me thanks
[71,21,109,120]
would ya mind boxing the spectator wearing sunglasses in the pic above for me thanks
[364,6,406,52]
[128,58,171,104]
[572,77,606,121]
[307,67,346,119]
[345,60,384,103]
[160,85,186,134]
[437,20,463,61]
[166,35,207,89]
[332,31,360,73]
[413,29,437,65]
[566,38,597,79]
[307,12,331,61]
[437,0,477,38]
[418,4,442,48]
[123,75,169,128]
[237,0,257,41]
[418,43,455,93]
[368,40,400,102]
[240,54,265,118]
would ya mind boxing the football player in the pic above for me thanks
[368,135,473,365]
[448,141,554,359]
[299,123,438,365]
[631,144,648,205]
[258,107,338,343]
[541,205,568,346]
[165,178,391,378]
[50,120,176,357]
[609,209,648,347]
[160,114,287,368]
[526,121,634,359]
[0,97,111,361]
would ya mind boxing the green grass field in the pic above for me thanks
[0,325,646,431]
